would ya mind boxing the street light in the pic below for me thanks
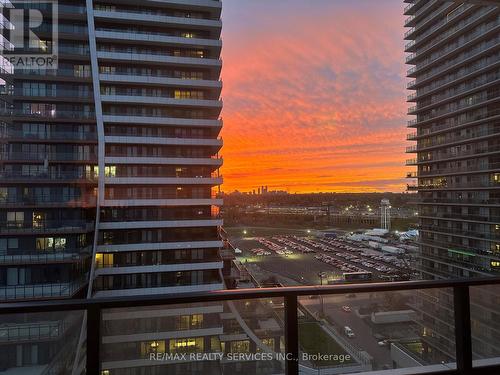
[318,272,326,317]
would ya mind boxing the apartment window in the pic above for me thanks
[22,123,47,138]
[77,234,87,247]
[0,187,7,202]
[105,165,116,177]
[261,338,275,350]
[191,270,203,284]
[95,253,114,268]
[7,268,28,286]
[32,212,45,228]
[191,314,203,328]
[54,238,66,250]
[177,314,203,330]
[230,340,250,353]
[74,65,91,78]
[174,90,204,99]
[140,340,165,357]
[0,238,18,255]
[169,338,203,353]
[192,249,203,260]
[23,103,56,116]
[7,212,24,227]
[36,237,66,252]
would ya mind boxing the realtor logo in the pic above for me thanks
[1,0,58,69]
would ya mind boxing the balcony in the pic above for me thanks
[0,220,95,234]
[98,218,223,230]
[1,151,98,162]
[0,277,88,300]
[93,9,222,30]
[101,94,223,109]
[406,6,498,66]
[97,51,222,69]
[2,277,500,374]
[102,198,223,208]
[0,108,95,121]
[99,73,222,89]
[104,135,222,147]
[0,171,98,183]
[102,114,222,127]
[104,155,223,167]
[0,195,97,208]
[0,247,92,265]
[407,27,500,77]
[404,2,456,40]
[95,29,222,49]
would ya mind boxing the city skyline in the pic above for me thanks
[221,0,408,193]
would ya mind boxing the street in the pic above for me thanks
[300,295,393,370]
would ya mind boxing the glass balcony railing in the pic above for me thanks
[2,278,500,375]
[0,220,95,233]
[0,108,95,119]
[0,194,96,207]
[0,277,88,300]
[1,130,97,141]
[96,28,220,42]
[0,171,98,181]
[0,246,92,265]
[408,181,500,191]
[0,151,98,162]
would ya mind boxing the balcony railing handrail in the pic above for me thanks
[3,277,500,374]
[0,276,498,312]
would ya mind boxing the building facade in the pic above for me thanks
[405,0,500,363]
[0,0,225,373]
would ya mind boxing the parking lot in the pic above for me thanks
[234,234,414,285]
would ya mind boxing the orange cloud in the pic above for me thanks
[220,0,408,193]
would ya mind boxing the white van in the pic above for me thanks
[344,326,355,338]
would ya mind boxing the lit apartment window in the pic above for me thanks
[95,253,113,268]
[36,237,66,252]
[169,338,203,353]
[140,340,165,357]
[32,212,45,228]
[105,165,116,178]
[230,340,250,353]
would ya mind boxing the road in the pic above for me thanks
[300,295,393,370]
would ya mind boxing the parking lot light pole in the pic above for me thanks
[318,272,325,317]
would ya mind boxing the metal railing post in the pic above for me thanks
[284,295,299,375]
[454,286,472,374]
[86,306,101,375]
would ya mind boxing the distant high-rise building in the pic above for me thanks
[0,0,224,372]
[405,0,500,363]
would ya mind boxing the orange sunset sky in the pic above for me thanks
[219,0,409,193]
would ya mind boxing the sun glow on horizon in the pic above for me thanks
[220,0,408,193]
